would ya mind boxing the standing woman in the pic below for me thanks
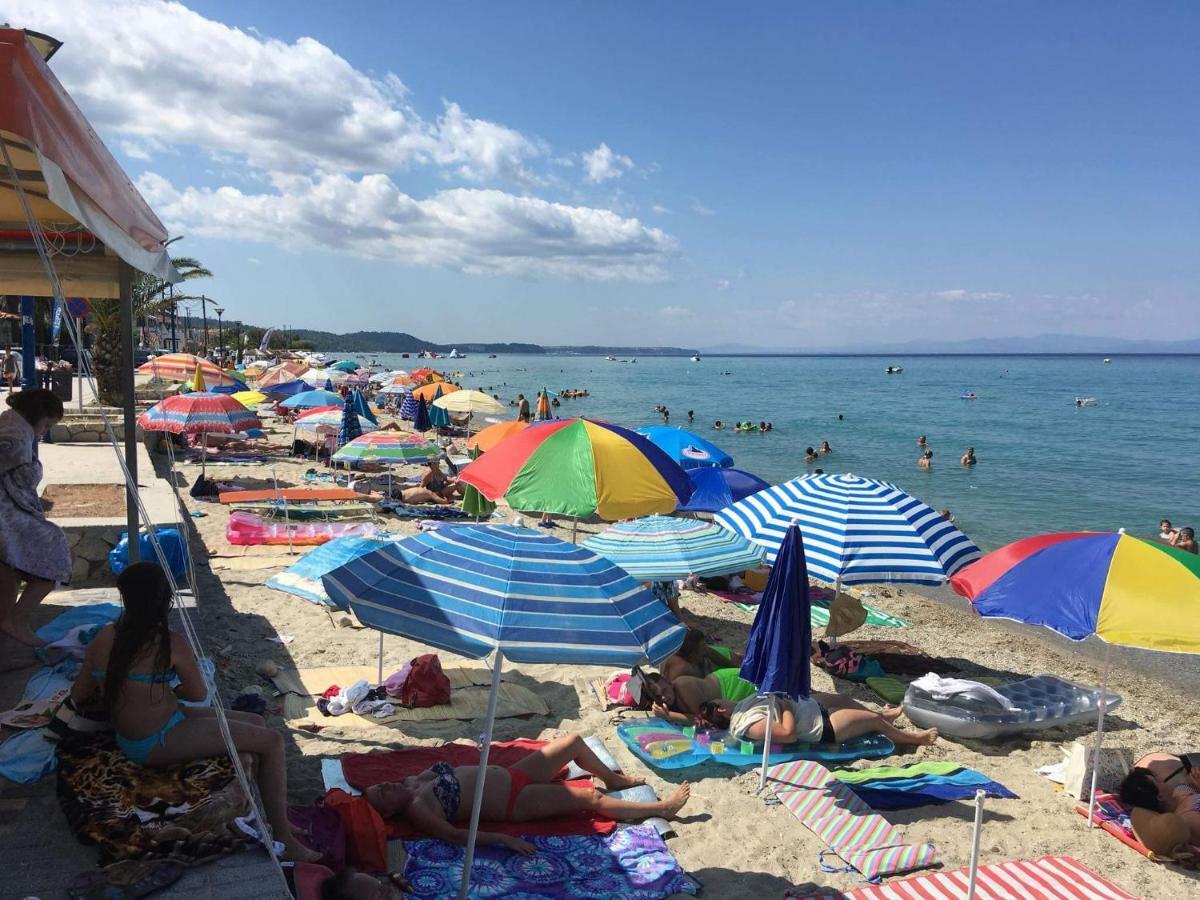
[0,389,69,649]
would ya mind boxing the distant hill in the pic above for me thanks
[282,329,697,356]
[700,334,1200,355]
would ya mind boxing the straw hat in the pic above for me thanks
[1130,807,1191,857]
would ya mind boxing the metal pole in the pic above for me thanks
[460,648,504,900]
[757,694,774,793]
[200,295,209,357]
[169,285,177,352]
[19,295,35,389]
[1085,645,1114,828]
[966,789,986,899]
[216,310,224,359]
[119,263,140,563]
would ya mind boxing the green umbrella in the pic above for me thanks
[461,446,497,520]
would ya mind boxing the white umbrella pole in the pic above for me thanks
[1086,644,1114,828]
[460,648,505,900]
[757,694,773,794]
[966,788,986,899]
[828,575,842,648]
[377,631,384,685]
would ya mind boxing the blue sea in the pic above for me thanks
[359,352,1200,552]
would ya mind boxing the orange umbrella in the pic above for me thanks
[467,419,529,454]
[409,367,437,382]
[411,382,460,403]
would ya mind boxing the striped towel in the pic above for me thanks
[792,855,1136,899]
[766,759,936,881]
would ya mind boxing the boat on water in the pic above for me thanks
[961,391,978,400]
[1074,397,1098,407]
[448,348,466,359]
[885,365,903,374]
[1103,358,1112,364]
[488,353,497,358]
[691,354,702,362]
[401,353,410,358]
[605,355,616,361]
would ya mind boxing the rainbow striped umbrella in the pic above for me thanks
[458,418,691,521]
[137,353,239,387]
[332,431,439,465]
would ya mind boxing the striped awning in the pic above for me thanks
[583,515,764,580]
[715,473,980,585]
[322,524,685,665]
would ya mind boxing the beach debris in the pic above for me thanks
[256,660,280,679]
[267,634,295,645]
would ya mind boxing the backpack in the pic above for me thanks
[398,654,451,708]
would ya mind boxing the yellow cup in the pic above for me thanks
[710,740,725,755]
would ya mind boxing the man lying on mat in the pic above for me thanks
[363,733,690,855]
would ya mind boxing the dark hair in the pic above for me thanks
[1118,768,1161,811]
[320,867,358,900]
[696,700,731,730]
[6,388,64,426]
[1184,527,1195,539]
[105,562,174,711]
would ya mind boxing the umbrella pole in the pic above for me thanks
[377,631,384,685]
[200,427,207,481]
[1085,644,1114,828]
[572,517,579,544]
[966,788,986,899]
[828,576,842,648]
[460,648,505,900]
[757,694,773,794]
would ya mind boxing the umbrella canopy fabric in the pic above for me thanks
[583,515,765,580]
[295,405,342,419]
[322,524,686,665]
[461,447,497,519]
[398,392,420,417]
[409,368,440,383]
[189,361,207,393]
[137,392,262,434]
[231,391,268,408]
[331,360,361,372]
[467,419,529,454]
[352,389,378,425]
[740,524,812,697]
[428,401,451,429]
[294,411,378,435]
[138,354,238,386]
[338,397,362,446]
[262,379,310,398]
[536,388,552,421]
[413,396,433,432]
[433,389,506,417]
[637,426,734,469]
[951,532,1200,652]
[257,361,309,387]
[715,473,980,585]
[458,418,693,520]
[412,382,459,403]
[332,432,440,465]
[378,383,409,396]
[680,467,770,513]
[280,389,344,409]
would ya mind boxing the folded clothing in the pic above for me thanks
[909,673,1019,711]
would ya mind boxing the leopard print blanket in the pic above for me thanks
[56,732,255,866]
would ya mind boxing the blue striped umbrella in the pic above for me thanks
[322,524,685,897]
[338,396,362,446]
[583,515,764,580]
[715,473,980,586]
[399,391,419,420]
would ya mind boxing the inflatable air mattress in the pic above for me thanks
[903,674,1121,740]
[226,511,378,546]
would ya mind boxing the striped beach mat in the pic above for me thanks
[766,759,936,881]
[793,855,1137,899]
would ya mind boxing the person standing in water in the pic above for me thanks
[961,447,977,466]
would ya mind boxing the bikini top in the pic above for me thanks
[93,669,177,685]
[429,761,461,820]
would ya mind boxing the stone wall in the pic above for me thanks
[49,419,125,443]
[62,525,120,586]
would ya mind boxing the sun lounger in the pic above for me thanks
[902,674,1121,740]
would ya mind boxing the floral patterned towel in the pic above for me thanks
[403,824,699,899]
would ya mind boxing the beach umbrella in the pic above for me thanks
[433,389,505,418]
[230,390,268,408]
[332,431,440,466]
[294,405,342,420]
[322,524,685,899]
[466,419,529,454]
[950,531,1200,827]
[680,467,770,513]
[412,396,432,433]
[280,389,344,410]
[294,411,377,436]
[411,381,458,403]
[338,396,362,446]
[461,447,496,520]
[458,418,693,525]
[137,392,262,478]
[583,515,765,580]
[427,401,450,429]
[398,392,419,420]
[409,367,439,383]
[738,524,812,791]
[262,379,310,399]
[137,353,240,387]
[331,360,361,372]
[257,361,309,387]
[716,473,980,638]
[351,388,378,425]
[536,387,552,421]
[378,382,409,396]
[637,425,734,469]
[189,362,207,393]
[209,380,251,395]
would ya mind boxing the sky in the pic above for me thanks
[6,0,1199,348]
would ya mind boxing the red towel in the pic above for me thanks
[341,739,617,839]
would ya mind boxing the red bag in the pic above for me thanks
[399,654,451,708]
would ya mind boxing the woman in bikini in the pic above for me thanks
[1119,753,1200,846]
[363,733,691,855]
[70,562,318,862]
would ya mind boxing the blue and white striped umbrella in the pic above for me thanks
[322,524,686,666]
[715,472,981,585]
[399,392,419,420]
[583,515,765,581]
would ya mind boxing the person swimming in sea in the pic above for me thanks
[818,440,831,454]
[961,446,977,466]
[918,448,933,469]
[804,446,818,463]
[917,435,927,448]
[713,419,724,430]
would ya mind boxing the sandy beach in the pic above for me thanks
[172,426,1200,900]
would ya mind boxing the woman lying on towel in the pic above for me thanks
[363,733,691,855]
[1119,753,1200,850]
[711,693,938,748]
[70,562,319,862]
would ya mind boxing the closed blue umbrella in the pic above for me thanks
[738,523,811,790]
[323,377,335,392]
[399,391,419,421]
[428,400,450,429]
[323,524,684,898]
[680,467,769,513]
[583,515,763,580]
[263,379,309,398]
[637,425,734,469]
[209,379,249,395]
[412,395,432,432]
[352,388,377,425]
[338,396,362,447]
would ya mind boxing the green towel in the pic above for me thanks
[835,760,965,784]
[811,599,908,629]
[865,676,909,705]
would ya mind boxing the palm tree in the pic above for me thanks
[87,239,212,404]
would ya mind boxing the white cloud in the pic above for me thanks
[659,305,691,318]
[934,289,1009,301]
[689,199,716,216]
[716,279,731,291]
[139,172,677,280]
[582,143,634,183]
[650,204,671,214]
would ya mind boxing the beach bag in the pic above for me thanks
[814,641,865,677]
[1064,739,1133,801]
[603,671,639,708]
[109,527,190,581]
[397,654,451,708]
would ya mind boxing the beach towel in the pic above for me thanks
[712,589,909,629]
[814,639,957,677]
[55,732,254,866]
[341,740,617,839]
[864,676,908,704]
[767,759,936,881]
[378,501,469,519]
[834,761,1017,810]
[278,665,548,728]
[1074,790,1154,858]
[402,825,699,899]
[793,855,1136,899]
[616,718,893,772]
